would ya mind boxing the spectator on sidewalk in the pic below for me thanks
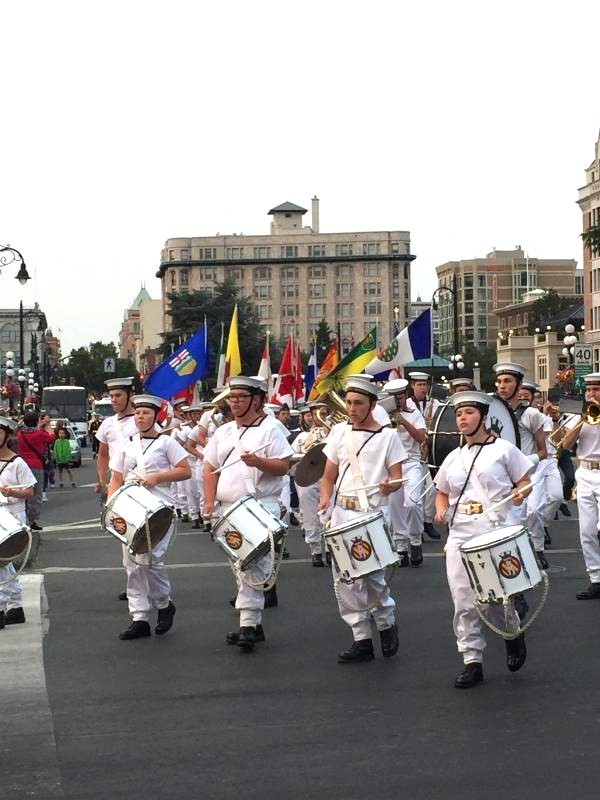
[53,428,76,487]
[17,412,54,531]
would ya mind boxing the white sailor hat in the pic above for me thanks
[520,380,539,393]
[493,362,526,378]
[188,402,211,412]
[179,404,191,413]
[105,376,135,391]
[584,373,600,385]
[346,373,374,381]
[172,398,188,407]
[307,399,328,410]
[383,378,409,394]
[131,394,163,411]
[449,377,472,389]
[228,375,267,393]
[450,391,491,410]
[0,415,17,431]
[343,377,379,399]
[408,371,430,381]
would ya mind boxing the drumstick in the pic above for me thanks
[477,482,534,519]
[211,443,271,474]
[413,481,437,503]
[344,477,407,492]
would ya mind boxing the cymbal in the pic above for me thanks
[294,443,327,487]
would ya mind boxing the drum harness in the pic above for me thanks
[0,458,33,585]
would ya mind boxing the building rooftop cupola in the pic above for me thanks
[268,201,308,235]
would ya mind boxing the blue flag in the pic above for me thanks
[364,308,432,379]
[304,341,318,400]
[144,327,210,400]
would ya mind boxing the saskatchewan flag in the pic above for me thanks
[313,327,378,396]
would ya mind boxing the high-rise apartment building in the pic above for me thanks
[577,130,600,369]
[157,198,415,351]
[435,247,578,355]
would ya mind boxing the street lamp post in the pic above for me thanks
[432,275,459,358]
[0,246,32,412]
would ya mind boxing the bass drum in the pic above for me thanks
[428,395,520,470]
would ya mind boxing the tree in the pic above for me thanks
[526,289,573,334]
[582,224,600,256]
[53,342,139,396]
[314,319,334,361]
[460,343,498,392]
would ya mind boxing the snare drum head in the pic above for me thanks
[429,403,462,469]
[324,510,384,537]
[486,396,520,448]
[130,506,174,554]
[0,529,29,564]
[461,525,526,552]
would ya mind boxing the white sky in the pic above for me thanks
[1,0,598,356]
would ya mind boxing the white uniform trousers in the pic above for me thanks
[446,515,519,664]
[173,481,187,514]
[540,457,563,524]
[192,459,204,516]
[296,481,322,555]
[388,459,423,551]
[330,506,395,641]
[525,463,546,551]
[575,467,600,583]
[123,524,174,622]
[279,475,291,526]
[183,468,202,520]
[0,507,25,611]
[421,463,436,524]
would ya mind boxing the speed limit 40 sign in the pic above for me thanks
[574,345,592,366]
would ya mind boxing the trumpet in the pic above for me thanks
[549,401,600,450]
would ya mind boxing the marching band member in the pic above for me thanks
[408,371,441,541]
[531,391,563,541]
[171,400,192,522]
[383,378,427,567]
[203,376,293,652]
[183,402,215,525]
[95,377,138,495]
[292,401,329,566]
[107,394,191,640]
[346,373,392,427]
[493,363,548,568]
[448,377,473,394]
[0,415,36,628]
[561,373,600,599]
[171,404,204,529]
[434,392,533,688]
[317,377,406,663]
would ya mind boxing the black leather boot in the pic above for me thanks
[536,550,549,570]
[0,610,5,630]
[338,639,375,663]
[379,624,399,658]
[397,551,410,568]
[410,544,423,566]
[576,582,600,600]
[506,633,527,672]
[264,586,278,608]
[423,522,441,540]
[226,624,265,645]
[119,621,151,640]
[155,601,176,635]
[237,626,257,651]
[454,662,483,688]
[312,553,324,567]
[4,607,26,624]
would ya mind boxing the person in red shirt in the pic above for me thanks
[17,412,55,530]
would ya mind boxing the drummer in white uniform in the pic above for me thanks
[383,378,427,567]
[203,376,294,652]
[409,371,441,541]
[95,377,138,495]
[318,377,406,664]
[0,415,36,628]
[107,395,191,640]
[434,391,533,688]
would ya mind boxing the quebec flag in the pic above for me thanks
[144,327,210,400]
[365,309,432,378]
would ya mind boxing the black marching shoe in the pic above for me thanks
[118,591,128,601]
[192,519,201,529]
[559,502,571,517]
[282,548,290,560]
[410,544,423,566]
[237,626,257,651]
[312,553,325,567]
[264,586,278,608]
[397,551,410,568]
[119,621,151,640]
[544,527,552,546]
[181,513,190,523]
[576,582,600,600]
[290,512,300,527]
[226,624,265,645]
[4,607,26,625]
[454,662,483,689]
[506,633,527,672]
[155,601,176,635]
[325,551,332,566]
[379,624,399,658]
[338,639,375,664]
[423,522,441,540]
[536,551,549,570]
[30,522,43,531]
[0,610,5,630]
[514,593,529,622]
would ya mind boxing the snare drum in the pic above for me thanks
[460,524,542,603]
[101,482,174,555]
[0,506,29,566]
[324,510,398,583]
[212,495,286,570]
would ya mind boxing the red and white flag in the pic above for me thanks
[271,337,304,406]
[257,334,273,398]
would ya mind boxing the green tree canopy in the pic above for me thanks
[582,224,600,256]
[314,319,334,361]
[526,288,574,333]
[53,342,139,396]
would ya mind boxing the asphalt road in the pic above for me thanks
[3,452,600,799]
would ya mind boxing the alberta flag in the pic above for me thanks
[144,327,210,399]
[365,309,432,378]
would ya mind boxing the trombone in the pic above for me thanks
[548,401,600,450]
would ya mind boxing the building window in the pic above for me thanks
[537,356,547,381]
[169,270,176,288]
[336,283,354,297]
[363,301,381,315]
[282,304,299,318]
[390,242,401,255]
[309,304,326,318]
[335,264,353,278]
[255,285,272,299]
[281,246,298,258]
[335,244,353,256]
[308,264,326,277]
[363,263,380,277]
[257,305,271,319]
[199,248,217,260]
[180,269,189,288]
[180,248,190,261]
[364,320,377,334]
[199,267,217,281]
[309,284,326,298]
[308,245,326,257]
[168,249,175,261]
[282,284,298,298]
[392,283,400,299]
[229,268,244,280]
[253,246,272,259]
[202,287,215,299]
[363,242,380,256]
[281,266,298,279]
[363,282,381,296]
[336,303,354,318]
[226,247,244,259]
[253,266,272,280]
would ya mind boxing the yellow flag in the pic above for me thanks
[224,304,242,381]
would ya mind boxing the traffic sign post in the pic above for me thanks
[573,345,593,393]
[103,358,115,373]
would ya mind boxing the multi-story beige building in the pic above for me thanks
[157,198,415,352]
[577,130,600,369]
[118,286,162,372]
[435,247,578,355]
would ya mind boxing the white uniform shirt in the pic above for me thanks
[435,438,532,511]
[516,405,545,456]
[571,419,600,462]
[394,400,425,460]
[413,397,440,420]
[203,415,294,506]
[109,434,189,504]
[372,404,391,426]
[96,413,138,459]
[323,422,407,506]
[187,425,205,457]
[542,414,557,457]
[0,456,36,516]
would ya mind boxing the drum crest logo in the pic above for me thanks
[225,529,243,550]
[350,537,372,561]
[498,551,521,578]
[112,517,128,536]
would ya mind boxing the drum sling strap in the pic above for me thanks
[458,439,500,525]
[449,438,491,527]
[335,428,380,512]
[0,457,19,505]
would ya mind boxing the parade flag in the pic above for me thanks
[304,341,318,400]
[271,336,304,406]
[215,321,226,388]
[313,328,378,396]
[223,305,242,384]
[144,326,210,400]
[257,333,273,399]
[308,341,339,399]
[365,309,432,379]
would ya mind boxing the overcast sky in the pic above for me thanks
[1,0,598,357]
